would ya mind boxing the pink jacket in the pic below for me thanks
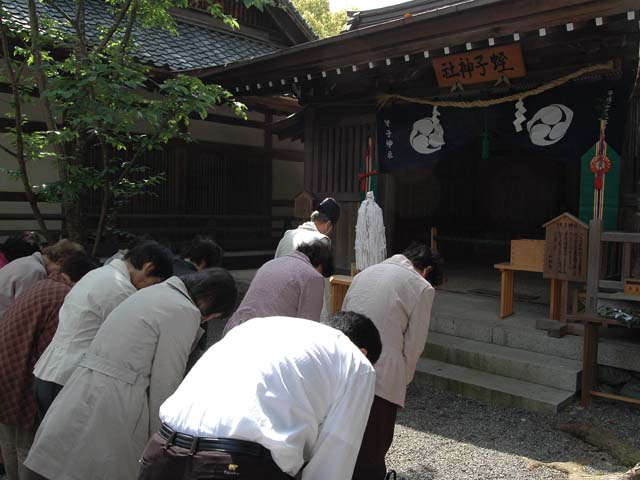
[223,252,325,336]
[342,254,435,407]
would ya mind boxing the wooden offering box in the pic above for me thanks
[624,278,640,296]
[510,240,545,272]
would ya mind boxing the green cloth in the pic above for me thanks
[579,144,620,231]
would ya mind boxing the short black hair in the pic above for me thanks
[180,267,238,318]
[182,236,224,268]
[402,242,444,286]
[323,311,382,365]
[296,240,334,278]
[124,241,173,280]
[1,235,40,261]
[61,254,100,282]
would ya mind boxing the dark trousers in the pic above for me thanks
[34,378,63,421]
[351,395,399,480]
[137,433,295,480]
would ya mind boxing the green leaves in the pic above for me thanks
[2,0,270,244]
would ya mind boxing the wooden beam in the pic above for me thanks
[197,0,639,86]
[0,117,47,133]
[191,112,266,129]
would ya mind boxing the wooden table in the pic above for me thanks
[494,262,567,321]
[329,275,353,315]
[568,313,640,407]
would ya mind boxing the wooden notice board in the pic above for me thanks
[543,213,589,282]
[433,43,526,88]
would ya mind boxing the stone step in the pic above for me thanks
[425,332,582,391]
[430,311,640,373]
[415,358,576,415]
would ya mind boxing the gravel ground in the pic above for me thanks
[387,382,640,480]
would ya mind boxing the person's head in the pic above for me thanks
[402,242,444,286]
[42,239,86,274]
[296,239,334,278]
[59,254,100,285]
[323,311,382,365]
[180,268,238,322]
[311,197,340,235]
[1,234,40,262]
[181,236,224,271]
[124,241,174,289]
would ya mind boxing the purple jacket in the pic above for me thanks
[223,252,324,336]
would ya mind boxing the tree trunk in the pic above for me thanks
[0,8,53,243]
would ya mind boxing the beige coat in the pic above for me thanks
[342,254,435,407]
[0,252,46,318]
[24,277,202,480]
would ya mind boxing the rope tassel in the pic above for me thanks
[355,192,387,272]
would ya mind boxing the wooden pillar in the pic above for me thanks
[586,219,602,314]
[303,107,316,193]
[264,112,274,238]
[581,322,599,407]
[378,173,396,255]
[173,139,188,214]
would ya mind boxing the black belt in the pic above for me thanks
[159,423,270,457]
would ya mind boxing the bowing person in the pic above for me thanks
[222,240,333,336]
[139,313,381,480]
[24,269,237,480]
[32,241,174,415]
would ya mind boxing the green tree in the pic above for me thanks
[0,0,271,254]
[291,0,348,38]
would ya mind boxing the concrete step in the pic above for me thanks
[425,332,582,391]
[430,310,640,373]
[415,358,576,415]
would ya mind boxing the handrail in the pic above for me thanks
[600,231,640,243]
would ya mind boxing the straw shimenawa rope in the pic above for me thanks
[377,61,615,109]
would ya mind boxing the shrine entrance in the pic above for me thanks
[389,143,580,308]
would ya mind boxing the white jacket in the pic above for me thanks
[34,259,136,385]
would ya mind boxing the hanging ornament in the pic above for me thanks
[513,98,527,132]
[591,91,614,220]
[355,192,387,272]
[358,137,378,201]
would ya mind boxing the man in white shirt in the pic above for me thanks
[32,241,174,415]
[275,197,340,321]
[138,312,381,480]
[343,242,442,480]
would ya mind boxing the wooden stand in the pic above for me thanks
[329,275,353,315]
[494,262,567,321]
[568,314,640,407]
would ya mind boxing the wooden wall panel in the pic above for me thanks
[304,108,378,272]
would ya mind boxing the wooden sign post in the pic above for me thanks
[543,213,589,321]
[294,191,314,220]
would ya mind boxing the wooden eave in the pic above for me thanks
[193,0,639,93]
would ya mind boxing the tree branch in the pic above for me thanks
[75,0,88,58]
[0,142,17,159]
[42,0,74,27]
[94,0,134,54]
[119,0,138,56]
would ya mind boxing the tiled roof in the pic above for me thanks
[2,0,279,71]
[345,0,466,31]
